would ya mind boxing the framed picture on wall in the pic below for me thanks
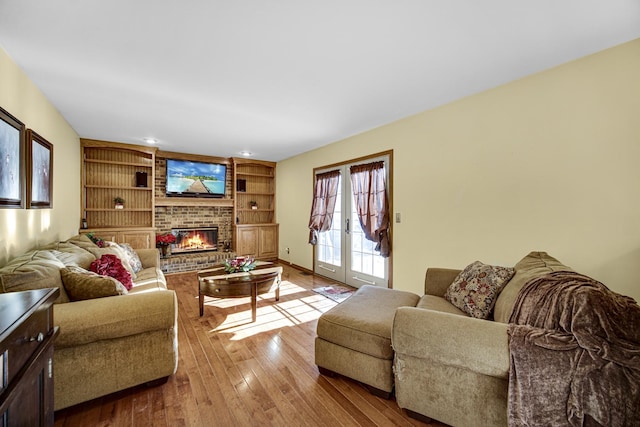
[0,106,26,208]
[26,129,53,209]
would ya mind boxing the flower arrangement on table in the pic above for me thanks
[156,232,177,247]
[224,256,257,273]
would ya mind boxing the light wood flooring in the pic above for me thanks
[54,264,446,427]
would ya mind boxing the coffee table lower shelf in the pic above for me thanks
[197,266,282,322]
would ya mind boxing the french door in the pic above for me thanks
[313,156,390,288]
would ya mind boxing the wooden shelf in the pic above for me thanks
[84,159,153,168]
[236,172,274,178]
[81,139,157,247]
[232,158,278,259]
[85,208,153,212]
[155,197,234,207]
[85,185,152,191]
[235,192,274,196]
[83,227,155,231]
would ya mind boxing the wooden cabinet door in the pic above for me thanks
[119,231,152,249]
[236,226,258,257]
[258,225,278,259]
[0,342,54,427]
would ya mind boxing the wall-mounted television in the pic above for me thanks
[166,159,227,198]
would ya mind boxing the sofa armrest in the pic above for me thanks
[424,268,461,296]
[54,290,177,348]
[392,307,510,378]
[136,248,160,268]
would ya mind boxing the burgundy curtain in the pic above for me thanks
[350,161,390,257]
[308,170,340,245]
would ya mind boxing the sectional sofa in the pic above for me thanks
[317,251,639,426]
[0,234,178,410]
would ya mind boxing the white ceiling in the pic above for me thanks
[1,1,639,161]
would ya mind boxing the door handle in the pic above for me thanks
[346,218,350,234]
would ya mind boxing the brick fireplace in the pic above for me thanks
[171,227,219,253]
[155,158,236,273]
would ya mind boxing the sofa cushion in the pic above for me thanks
[130,267,168,292]
[60,266,128,301]
[445,261,515,319]
[40,241,96,269]
[53,289,177,348]
[0,250,70,303]
[316,285,420,360]
[417,295,468,316]
[493,252,572,323]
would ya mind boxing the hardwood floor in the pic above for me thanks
[54,264,446,427]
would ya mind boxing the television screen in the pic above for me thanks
[166,159,227,198]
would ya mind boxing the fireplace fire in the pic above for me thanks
[171,227,218,253]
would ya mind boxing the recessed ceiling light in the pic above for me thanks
[240,151,252,157]
[143,137,157,144]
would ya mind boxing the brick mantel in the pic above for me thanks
[155,157,235,272]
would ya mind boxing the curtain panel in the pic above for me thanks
[350,161,390,257]
[308,169,341,245]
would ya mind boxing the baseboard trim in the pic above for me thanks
[276,259,314,276]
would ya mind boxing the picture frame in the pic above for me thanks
[26,129,53,209]
[0,106,26,208]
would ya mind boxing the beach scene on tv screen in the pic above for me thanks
[167,160,226,195]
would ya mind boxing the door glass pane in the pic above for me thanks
[350,193,385,278]
[317,176,342,266]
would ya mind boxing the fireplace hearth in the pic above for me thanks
[171,227,218,254]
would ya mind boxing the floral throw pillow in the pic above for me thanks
[117,243,143,274]
[89,254,133,290]
[445,261,515,319]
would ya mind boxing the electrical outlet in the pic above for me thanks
[395,213,401,223]
[286,247,290,254]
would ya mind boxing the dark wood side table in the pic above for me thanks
[0,288,59,427]
[198,264,283,322]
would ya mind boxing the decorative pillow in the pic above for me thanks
[89,254,134,290]
[117,243,143,274]
[60,266,128,301]
[445,261,515,319]
[88,245,137,279]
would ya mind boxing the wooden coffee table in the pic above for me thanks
[197,263,283,322]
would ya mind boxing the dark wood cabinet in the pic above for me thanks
[0,288,59,427]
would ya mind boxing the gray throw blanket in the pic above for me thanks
[507,271,640,426]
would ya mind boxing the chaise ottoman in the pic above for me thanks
[315,285,420,397]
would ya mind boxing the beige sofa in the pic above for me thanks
[392,251,571,427]
[0,235,178,410]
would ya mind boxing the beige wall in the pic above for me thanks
[0,47,80,264]
[276,38,640,302]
